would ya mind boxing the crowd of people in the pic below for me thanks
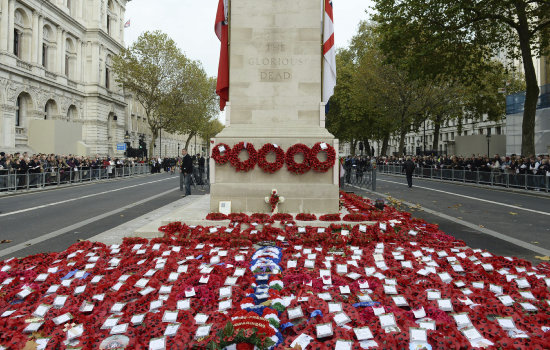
[339,153,550,190]
[0,151,211,191]
[378,154,549,174]
[0,152,149,190]
[149,154,208,176]
[381,154,550,190]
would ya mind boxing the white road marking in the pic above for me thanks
[0,187,178,259]
[350,184,550,257]
[378,178,550,216]
[0,177,175,217]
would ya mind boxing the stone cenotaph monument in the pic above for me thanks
[210,0,339,213]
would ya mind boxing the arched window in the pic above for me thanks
[44,99,58,120]
[15,92,32,127]
[14,8,31,61]
[13,29,21,57]
[16,96,22,126]
[42,25,55,71]
[107,0,115,36]
[67,105,78,121]
[65,38,76,78]
[105,55,112,89]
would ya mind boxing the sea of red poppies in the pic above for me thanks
[0,192,549,349]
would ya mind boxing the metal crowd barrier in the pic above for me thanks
[341,167,377,191]
[377,164,550,192]
[0,164,151,193]
[190,167,210,190]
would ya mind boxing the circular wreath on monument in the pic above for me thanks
[229,141,258,172]
[309,142,336,172]
[257,143,285,173]
[285,143,312,175]
[212,143,232,165]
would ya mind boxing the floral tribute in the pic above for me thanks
[229,142,258,172]
[211,143,232,165]
[257,144,285,174]
[212,142,337,174]
[285,143,312,175]
[295,213,317,221]
[1,192,550,349]
[268,191,281,213]
[309,142,337,173]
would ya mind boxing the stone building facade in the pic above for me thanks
[0,0,207,158]
[0,0,131,155]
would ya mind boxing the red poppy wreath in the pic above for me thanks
[257,143,285,173]
[310,142,336,172]
[285,143,311,175]
[229,142,258,172]
[211,143,232,165]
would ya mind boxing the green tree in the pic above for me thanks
[326,49,367,155]
[353,22,434,157]
[373,0,550,156]
[112,31,182,158]
[199,119,225,153]
[160,57,219,151]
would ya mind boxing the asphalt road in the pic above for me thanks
[0,173,200,260]
[344,173,550,263]
[1,170,548,264]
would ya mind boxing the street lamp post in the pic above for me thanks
[423,120,426,154]
[178,143,180,156]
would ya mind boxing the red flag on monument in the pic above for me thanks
[323,0,336,107]
[215,0,229,111]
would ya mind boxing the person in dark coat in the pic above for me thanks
[180,149,193,196]
[403,157,416,188]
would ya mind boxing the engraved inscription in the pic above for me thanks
[260,69,292,82]
[266,42,286,53]
[249,57,304,66]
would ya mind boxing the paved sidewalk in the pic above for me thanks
[89,195,203,244]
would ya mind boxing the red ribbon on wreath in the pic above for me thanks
[285,143,311,175]
[229,142,258,172]
[212,143,232,165]
[309,142,336,172]
[257,143,285,173]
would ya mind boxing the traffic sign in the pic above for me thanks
[117,143,127,151]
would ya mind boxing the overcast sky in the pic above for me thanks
[124,0,375,77]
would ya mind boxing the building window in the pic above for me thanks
[44,105,48,120]
[107,15,111,34]
[65,55,70,76]
[451,132,454,140]
[479,129,483,135]
[14,29,20,57]
[16,96,21,126]
[496,126,501,135]
[464,131,468,136]
[67,0,72,12]
[105,67,110,89]
[487,128,491,136]
[42,44,47,67]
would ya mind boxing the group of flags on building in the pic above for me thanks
[214,0,336,112]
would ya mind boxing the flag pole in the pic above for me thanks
[228,0,231,102]
[321,0,325,103]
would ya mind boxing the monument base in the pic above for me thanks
[210,182,339,213]
[210,131,339,213]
